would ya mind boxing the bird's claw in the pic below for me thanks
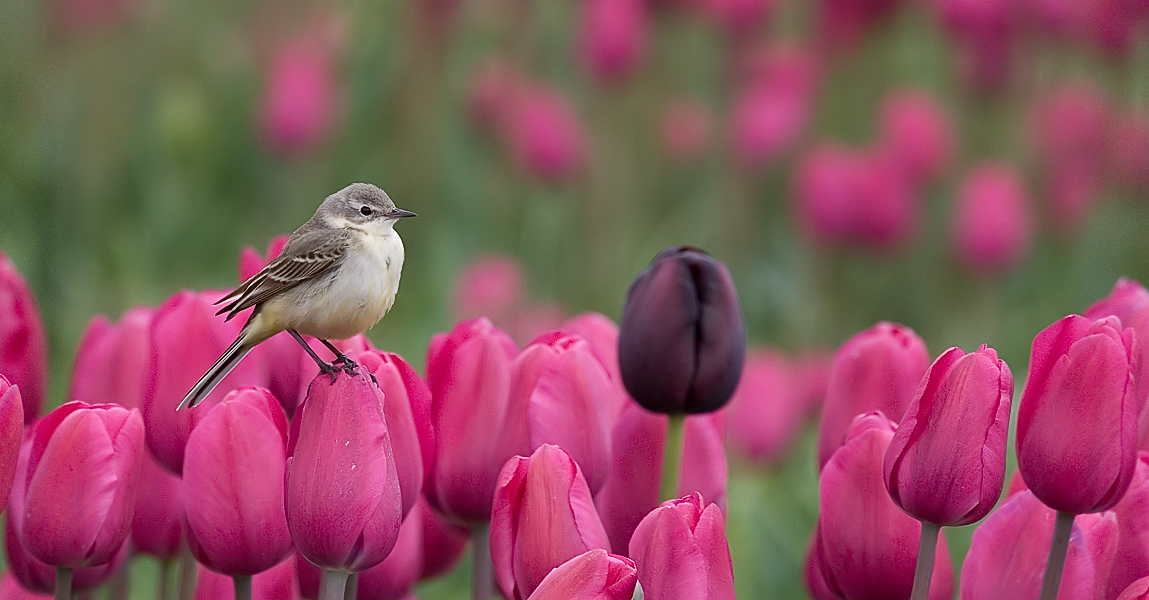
[319,361,339,383]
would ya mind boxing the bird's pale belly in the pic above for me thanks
[262,229,404,341]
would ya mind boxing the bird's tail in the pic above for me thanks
[178,332,254,410]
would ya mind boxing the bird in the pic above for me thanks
[177,182,416,410]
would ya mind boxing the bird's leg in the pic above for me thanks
[289,330,339,382]
[319,339,363,377]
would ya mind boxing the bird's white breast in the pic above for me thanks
[281,228,405,340]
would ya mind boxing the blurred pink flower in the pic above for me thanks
[49,0,134,32]
[507,301,568,347]
[0,572,49,600]
[507,84,587,182]
[724,348,808,465]
[812,412,954,600]
[960,491,1117,600]
[132,450,183,560]
[578,0,649,84]
[690,0,774,36]
[417,497,470,580]
[69,307,154,409]
[183,388,293,576]
[259,38,337,156]
[816,322,930,468]
[877,88,957,184]
[450,254,525,326]
[469,58,523,133]
[659,98,712,164]
[1031,82,1109,167]
[491,445,611,600]
[1112,111,1149,191]
[18,402,144,568]
[141,290,266,474]
[0,252,46,423]
[728,45,818,169]
[526,549,637,600]
[595,402,727,554]
[193,557,299,600]
[629,493,734,600]
[818,0,902,50]
[951,162,1033,274]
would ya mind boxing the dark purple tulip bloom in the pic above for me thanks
[618,247,745,415]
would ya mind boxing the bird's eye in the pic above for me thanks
[360,206,373,216]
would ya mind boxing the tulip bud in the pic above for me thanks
[817,322,930,468]
[132,451,183,560]
[951,163,1033,274]
[1106,452,1149,598]
[491,445,611,600]
[450,254,525,327]
[1031,82,1109,169]
[18,402,144,568]
[659,98,712,164]
[577,0,648,85]
[69,307,154,409]
[0,252,46,422]
[618,247,745,415]
[628,493,734,600]
[356,351,429,516]
[506,84,587,182]
[729,80,812,169]
[142,290,266,474]
[526,549,637,600]
[0,572,49,600]
[417,498,469,581]
[259,38,337,156]
[883,345,1012,526]
[877,88,956,184]
[183,388,293,576]
[354,501,430,600]
[1016,314,1139,514]
[424,318,527,524]
[960,490,1117,599]
[595,402,727,554]
[286,372,402,571]
[515,335,614,492]
[0,377,23,509]
[1086,278,1149,443]
[724,348,807,465]
[814,413,954,599]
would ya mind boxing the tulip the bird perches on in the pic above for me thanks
[178,183,416,410]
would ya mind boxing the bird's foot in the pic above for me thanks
[339,358,361,377]
[319,361,339,383]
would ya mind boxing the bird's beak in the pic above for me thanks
[388,208,418,219]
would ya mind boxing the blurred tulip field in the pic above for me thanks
[4,0,1149,597]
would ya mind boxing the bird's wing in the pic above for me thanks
[216,230,349,320]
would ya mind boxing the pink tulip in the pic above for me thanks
[816,322,930,468]
[142,290,265,474]
[628,493,734,600]
[1017,314,1139,514]
[450,254,525,327]
[356,350,429,516]
[424,318,527,523]
[595,402,727,554]
[793,349,834,413]
[577,0,648,84]
[1120,577,1149,600]
[506,84,587,182]
[183,388,293,575]
[526,549,637,600]
[1031,84,1109,168]
[286,372,402,571]
[884,345,1012,526]
[0,572,49,600]
[417,497,469,580]
[69,307,153,409]
[515,334,614,492]
[951,163,1033,274]
[658,98,711,164]
[259,38,337,156]
[877,88,956,184]
[17,402,144,568]
[1105,452,1149,599]
[1045,162,1100,235]
[724,348,807,465]
[814,412,954,599]
[194,557,299,600]
[0,252,46,422]
[491,445,611,600]
[729,79,812,169]
[0,377,23,509]
[817,0,902,49]
[558,313,628,423]
[1086,278,1149,444]
[507,302,568,348]
[131,451,183,559]
[960,490,1118,600]
[355,501,431,600]
[468,58,523,133]
[1112,111,1149,191]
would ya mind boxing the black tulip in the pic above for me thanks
[618,246,746,414]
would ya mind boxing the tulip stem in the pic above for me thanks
[55,567,72,600]
[910,522,941,600]
[1040,511,1075,600]
[320,570,350,600]
[344,573,359,600]
[233,575,252,600]
[109,562,129,600]
[158,559,172,600]
[177,543,198,600]
[471,523,494,600]
[660,414,686,501]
